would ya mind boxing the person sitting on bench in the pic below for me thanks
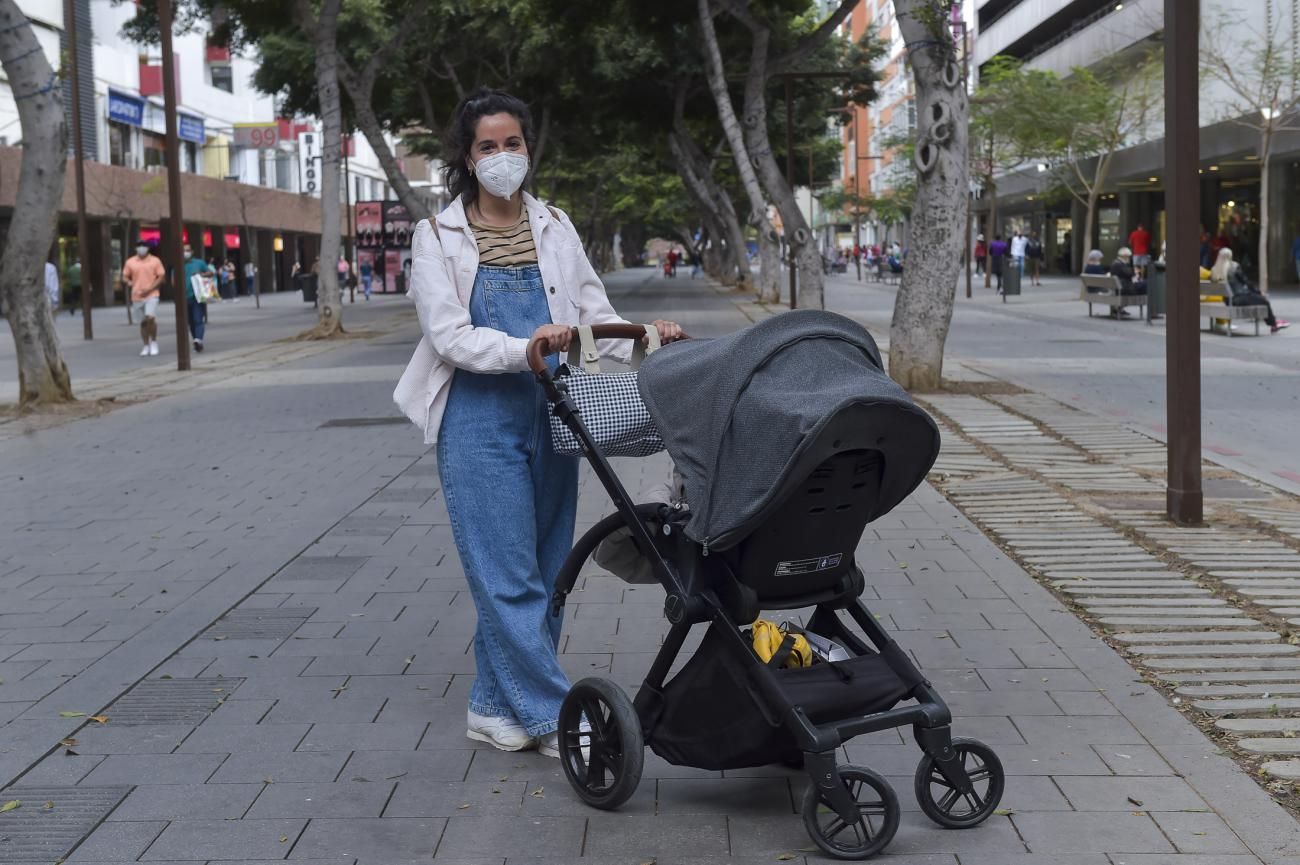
[1108,247,1145,318]
[1082,249,1107,275]
[1210,248,1289,334]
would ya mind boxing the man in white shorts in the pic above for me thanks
[122,242,165,356]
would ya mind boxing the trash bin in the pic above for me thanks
[297,273,318,305]
[1147,262,1166,320]
[1001,264,1021,300]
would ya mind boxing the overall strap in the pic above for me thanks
[629,324,660,370]
[566,325,601,373]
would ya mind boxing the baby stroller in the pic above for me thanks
[528,311,1004,860]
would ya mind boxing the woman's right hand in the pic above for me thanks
[530,324,573,356]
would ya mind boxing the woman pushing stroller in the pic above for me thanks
[393,89,681,757]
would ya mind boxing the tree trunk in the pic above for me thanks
[696,0,779,302]
[1080,154,1109,264]
[1259,140,1271,295]
[303,0,345,338]
[338,68,431,223]
[0,0,72,406]
[668,128,750,288]
[984,185,997,288]
[890,1,969,392]
[739,29,825,309]
[1082,186,1100,266]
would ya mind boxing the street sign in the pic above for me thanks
[233,122,279,149]
[298,131,321,196]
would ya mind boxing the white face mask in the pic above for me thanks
[136,246,148,256]
[473,151,529,200]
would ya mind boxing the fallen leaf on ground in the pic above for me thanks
[531,788,544,797]
[384,773,406,780]
[777,855,797,861]
[0,800,20,813]
[1127,797,1144,807]
[58,712,85,718]
[58,739,77,748]
[42,802,53,810]
[994,808,1014,816]
[457,804,471,810]
[279,836,288,843]
[89,716,109,724]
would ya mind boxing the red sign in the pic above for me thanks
[234,123,279,149]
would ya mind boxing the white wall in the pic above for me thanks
[0,0,64,146]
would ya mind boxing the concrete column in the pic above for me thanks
[1265,158,1296,286]
[257,229,275,293]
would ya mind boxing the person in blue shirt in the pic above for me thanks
[183,244,216,353]
[1291,234,1300,284]
[359,257,374,300]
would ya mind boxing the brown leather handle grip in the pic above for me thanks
[527,324,688,375]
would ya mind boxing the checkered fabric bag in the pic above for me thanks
[549,325,665,458]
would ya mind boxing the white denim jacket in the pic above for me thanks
[393,192,631,444]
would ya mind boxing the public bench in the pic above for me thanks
[1198,281,1267,336]
[1080,273,1147,320]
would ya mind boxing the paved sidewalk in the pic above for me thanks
[1,268,1299,862]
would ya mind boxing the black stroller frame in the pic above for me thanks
[529,325,1004,860]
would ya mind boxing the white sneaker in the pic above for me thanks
[139,345,150,357]
[466,710,535,752]
[148,341,159,356]
[538,720,591,760]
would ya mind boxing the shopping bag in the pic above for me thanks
[548,324,664,458]
[191,272,217,304]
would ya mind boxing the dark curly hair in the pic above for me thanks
[442,88,537,204]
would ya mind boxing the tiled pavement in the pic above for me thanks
[2,270,1300,863]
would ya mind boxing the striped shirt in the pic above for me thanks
[469,209,537,266]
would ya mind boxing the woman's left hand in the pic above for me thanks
[650,319,684,345]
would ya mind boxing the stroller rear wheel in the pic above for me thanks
[914,737,1004,828]
[801,765,899,860]
[558,677,644,810]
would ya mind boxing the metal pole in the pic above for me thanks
[785,77,797,310]
[962,23,972,300]
[158,0,189,371]
[64,0,94,338]
[854,116,862,281]
[344,139,354,303]
[1164,0,1202,525]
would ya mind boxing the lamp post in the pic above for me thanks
[158,0,189,371]
[1164,0,1202,525]
[63,0,95,337]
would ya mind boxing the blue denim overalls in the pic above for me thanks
[436,264,578,737]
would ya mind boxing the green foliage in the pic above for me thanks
[116,0,886,257]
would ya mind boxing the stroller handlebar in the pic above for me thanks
[526,324,689,375]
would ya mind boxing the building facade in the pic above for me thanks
[838,0,977,250]
[1,0,442,307]
[973,0,1300,283]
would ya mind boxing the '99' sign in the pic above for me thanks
[233,123,279,149]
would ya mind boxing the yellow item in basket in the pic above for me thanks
[751,619,813,668]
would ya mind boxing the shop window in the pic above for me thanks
[210,64,233,93]
[275,149,293,190]
[109,121,133,167]
[143,131,167,170]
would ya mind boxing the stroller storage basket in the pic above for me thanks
[648,627,910,771]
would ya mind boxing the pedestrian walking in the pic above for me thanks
[989,234,1008,291]
[1026,231,1044,286]
[666,248,678,278]
[974,234,986,276]
[392,88,681,758]
[243,259,257,299]
[360,257,374,299]
[65,258,81,314]
[1128,222,1152,278]
[1291,232,1300,283]
[44,261,60,315]
[183,244,216,353]
[121,241,165,356]
[1009,228,1028,276]
[1211,248,1289,333]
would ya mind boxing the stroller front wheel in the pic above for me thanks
[801,765,900,860]
[558,677,644,810]
[914,737,1005,828]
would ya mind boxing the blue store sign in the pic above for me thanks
[107,90,145,127]
[178,114,205,144]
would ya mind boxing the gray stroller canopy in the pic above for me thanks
[637,310,940,551]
